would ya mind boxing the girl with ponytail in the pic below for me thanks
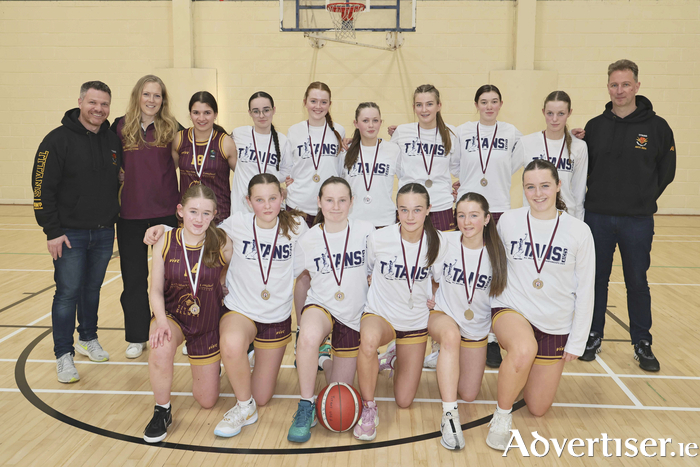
[354,183,448,442]
[143,184,232,443]
[389,85,459,231]
[485,159,595,452]
[426,192,507,450]
[513,90,588,220]
[230,92,294,214]
[338,102,400,228]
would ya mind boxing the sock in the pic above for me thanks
[496,404,512,415]
[296,325,301,334]
[442,401,458,413]
[237,397,254,410]
[301,397,314,404]
[488,332,498,344]
[318,354,331,368]
[156,401,171,410]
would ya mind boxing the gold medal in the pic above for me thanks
[312,173,321,183]
[464,308,474,320]
[261,289,271,300]
[335,291,345,301]
[533,279,544,289]
[189,303,200,315]
[425,179,433,188]
[480,177,488,187]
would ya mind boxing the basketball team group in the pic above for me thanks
[31,58,676,451]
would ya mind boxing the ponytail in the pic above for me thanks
[271,124,282,171]
[397,183,440,267]
[523,159,568,213]
[248,173,302,239]
[344,128,362,170]
[178,184,227,268]
[325,113,343,154]
[564,124,572,161]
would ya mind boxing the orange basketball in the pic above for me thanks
[316,382,363,432]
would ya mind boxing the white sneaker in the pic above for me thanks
[440,409,465,450]
[378,341,397,376]
[75,338,109,362]
[214,400,258,437]
[56,353,80,383]
[125,342,146,359]
[486,409,513,451]
[423,350,439,369]
[182,343,188,355]
[248,348,255,368]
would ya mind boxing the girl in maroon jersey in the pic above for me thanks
[143,184,233,444]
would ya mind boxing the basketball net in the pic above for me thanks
[326,3,365,40]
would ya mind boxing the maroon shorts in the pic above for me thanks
[361,312,429,344]
[286,205,316,229]
[491,307,569,365]
[302,304,360,358]
[222,310,292,349]
[491,212,503,225]
[429,208,456,231]
[156,314,221,365]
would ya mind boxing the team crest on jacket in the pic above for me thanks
[635,134,648,150]
[509,233,568,265]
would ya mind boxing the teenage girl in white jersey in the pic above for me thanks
[230,91,293,214]
[485,159,595,451]
[338,102,400,228]
[390,84,459,231]
[427,192,507,450]
[354,183,447,441]
[513,91,588,220]
[288,177,375,443]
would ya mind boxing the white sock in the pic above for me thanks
[496,404,512,415]
[237,397,254,410]
[301,397,314,404]
[318,354,331,368]
[442,401,458,413]
[156,401,171,409]
[488,332,498,344]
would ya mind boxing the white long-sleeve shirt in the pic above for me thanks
[492,207,595,356]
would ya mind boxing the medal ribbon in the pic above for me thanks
[399,224,424,297]
[252,216,280,289]
[322,222,351,289]
[358,140,381,194]
[459,239,484,306]
[542,131,567,170]
[252,127,274,174]
[181,228,205,302]
[476,123,498,177]
[417,125,438,179]
[191,128,214,180]
[526,210,561,278]
[307,121,328,173]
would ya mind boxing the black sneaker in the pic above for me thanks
[144,405,172,443]
[578,332,602,362]
[486,341,502,368]
[634,340,660,372]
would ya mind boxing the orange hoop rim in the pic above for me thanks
[326,2,366,21]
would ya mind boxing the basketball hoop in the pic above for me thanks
[326,2,365,40]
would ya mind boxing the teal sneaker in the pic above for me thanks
[287,400,317,443]
[318,341,332,371]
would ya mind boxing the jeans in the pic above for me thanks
[52,227,114,358]
[584,212,654,345]
[117,215,177,343]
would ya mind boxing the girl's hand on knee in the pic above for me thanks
[150,322,172,349]
[562,351,577,362]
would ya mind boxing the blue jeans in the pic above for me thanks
[52,227,114,358]
[584,212,654,345]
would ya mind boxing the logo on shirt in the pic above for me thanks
[509,233,568,265]
[241,239,292,261]
[379,256,430,282]
[348,161,392,178]
[295,142,339,159]
[635,134,648,150]
[463,136,509,153]
[442,259,492,290]
[238,145,279,167]
[531,154,573,172]
[403,139,446,158]
[111,150,118,166]
[313,249,366,274]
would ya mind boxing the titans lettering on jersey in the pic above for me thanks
[237,144,280,167]
[463,136,510,152]
[348,161,392,178]
[241,240,293,261]
[295,141,339,158]
[441,259,492,290]
[530,153,574,172]
[312,249,367,273]
[379,257,430,281]
[509,233,568,264]
[402,140,447,158]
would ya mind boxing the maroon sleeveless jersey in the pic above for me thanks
[162,228,225,341]
[177,128,231,224]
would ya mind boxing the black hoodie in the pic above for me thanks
[583,95,676,216]
[32,108,122,240]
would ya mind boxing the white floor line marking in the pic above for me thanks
[654,235,700,238]
[596,355,643,407]
[609,281,700,287]
[654,240,700,243]
[2,387,698,412]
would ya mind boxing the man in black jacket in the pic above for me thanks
[577,60,676,371]
[32,81,122,383]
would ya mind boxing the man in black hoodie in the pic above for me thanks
[577,60,676,371]
[32,81,122,383]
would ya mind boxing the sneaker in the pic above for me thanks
[486,341,502,368]
[486,409,513,451]
[125,342,145,359]
[634,340,660,372]
[214,400,258,437]
[75,339,109,362]
[294,328,300,355]
[578,332,602,362]
[378,342,396,376]
[143,405,172,443]
[353,401,379,441]
[182,343,188,356]
[423,350,439,369]
[247,342,255,367]
[287,400,317,443]
[440,409,465,450]
[56,353,80,383]
[318,341,331,371]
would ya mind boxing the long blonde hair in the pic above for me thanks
[121,75,179,149]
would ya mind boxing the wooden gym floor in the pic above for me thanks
[0,204,698,466]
